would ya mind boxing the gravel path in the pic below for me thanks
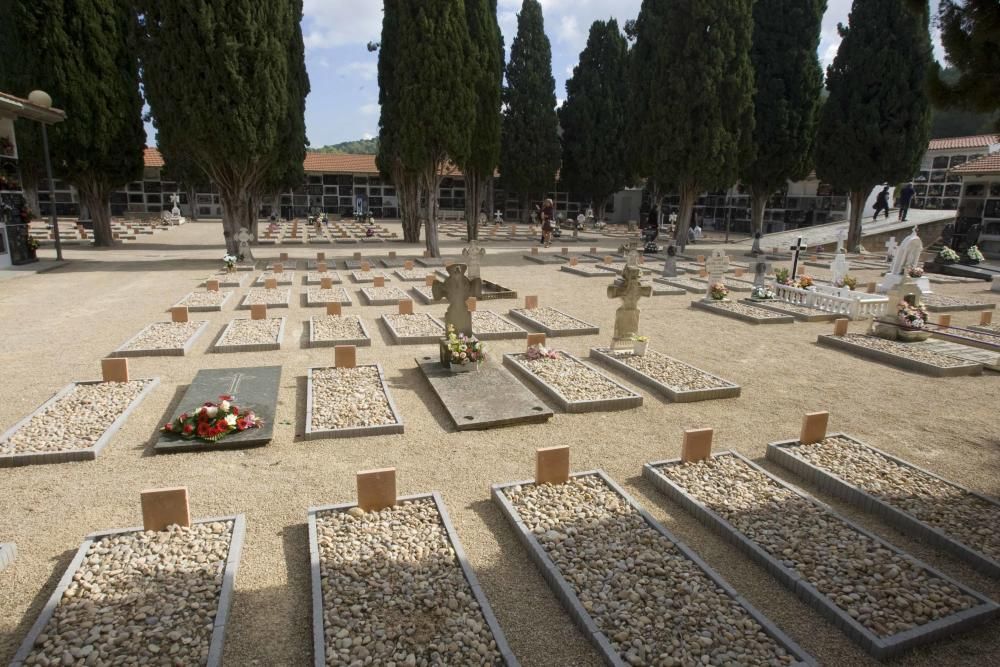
[315,499,504,665]
[503,476,796,666]
[698,301,791,319]
[310,367,397,431]
[472,311,524,334]
[307,287,350,304]
[22,521,234,666]
[599,350,733,391]
[655,456,979,639]
[120,321,204,351]
[177,290,231,308]
[788,437,1000,562]
[218,319,282,346]
[311,316,366,343]
[243,288,290,306]
[1,381,151,455]
[383,313,444,337]
[513,353,633,401]
[838,334,970,368]
[511,307,593,330]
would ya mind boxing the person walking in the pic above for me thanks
[873,186,891,221]
[898,183,915,221]
[541,198,555,247]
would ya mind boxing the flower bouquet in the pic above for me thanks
[443,324,485,371]
[907,265,924,278]
[750,285,775,300]
[774,268,791,285]
[966,245,985,264]
[223,254,238,273]
[897,301,929,330]
[938,246,960,263]
[795,275,814,289]
[161,395,262,442]
[525,344,559,361]
[709,282,729,301]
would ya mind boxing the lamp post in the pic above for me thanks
[28,90,62,261]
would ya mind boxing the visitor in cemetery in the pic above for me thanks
[873,186,891,220]
[898,182,915,222]
[541,198,555,247]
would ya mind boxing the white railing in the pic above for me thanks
[771,282,888,320]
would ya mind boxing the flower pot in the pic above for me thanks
[896,327,930,342]
[633,341,648,356]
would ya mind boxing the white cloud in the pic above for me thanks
[303,0,383,49]
[359,102,380,117]
[362,132,374,140]
[337,61,378,81]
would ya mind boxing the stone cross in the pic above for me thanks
[608,265,652,341]
[620,241,640,268]
[170,192,181,217]
[750,231,762,256]
[662,245,678,277]
[431,263,480,337]
[830,252,850,287]
[789,236,805,282]
[885,237,899,263]
[704,249,730,300]
[835,228,847,254]
[236,228,254,261]
[462,239,485,282]
[752,259,772,288]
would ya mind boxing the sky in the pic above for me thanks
[262,0,943,148]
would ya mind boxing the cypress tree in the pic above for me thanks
[138,0,309,254]
[742,0,826,241]
[628,0,755,248]
[500,0,561,222]
[815,0,932,252]
[459,0,503,240]
[930,1,1000,125]
[16,0,145,247]
[559,20,629,222]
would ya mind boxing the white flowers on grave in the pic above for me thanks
[203,405,219,418]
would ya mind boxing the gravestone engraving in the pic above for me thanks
[704,249,730,301]
[608,266,652,341]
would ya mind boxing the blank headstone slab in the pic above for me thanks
[316,252,325,262]
[697,255,706,263]
[317,261,327,273]
[833,318,849,337]
[867,282,877,294]
[389,251,397,258]
[797,266,806,276]
[425,275,437,286]
[699,269,708,278]
[536,446,570,485]
[361,261,372,272]
[101,358,130,383]
[357,468,397,512]
[335,345,357,369]
[590,247,598,254]
[398,299,414,315]
[981,311,993,326]
[326,303,342,316]
[206,280,220,292]
[570,257,578,266]
[531,247,539,256]
[525,295,539,310]
[251,304,268,320]
[141,487,191,531]
[279,252,288,261]
[171,306,189,323]
[265,277,278,290]
[734,268,745,277]
[561,247,569,255]
[404,260,414,270]
[682,428,713,463]
[526,333,546,349]
[354,251,362,259]
[321,277,333,289]
[938,314,952,328]
[800,412,829,445]
[603,256,613,264]
[466,297,477,312]
[374,276,385,287]
[274,263,284,274]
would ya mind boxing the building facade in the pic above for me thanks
[950,153,1000,259]
[910,134,1000,212]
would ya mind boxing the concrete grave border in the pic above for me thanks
[0,378,160,468]
[739,299,839,322]
[380,313,446,345]
[559,264,612,277]
[589,348,741,403]
[410,285,442,305]
[304,364,404,439]
[173,290,233,312]
[491,471,815,667]
[238,289,292,310]
[0,542,17,571]
[253,271,296,286]
[478,280,518,301]
[359,286,411,306]
[654,276,704,293]
[307,315,372,348]
[930,328,1000,353]
[691,300,796,324]
[642,451,999,660]
[523,253,566,264]
[212,317,286,353]
[203,273,246,288]
[349,270,390,283]
[816,334,983,377]
[922,298,996,313]
[303,271,343,285]
[767,433,1000,578]
[9,514,246,667]
[304,287,352,307]
[307,493,519,667]
[472,311,529,341]
[110,320,211,358]
[507,308,600,337]
[502,351,642,413]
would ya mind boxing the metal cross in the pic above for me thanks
[789,236,805,281]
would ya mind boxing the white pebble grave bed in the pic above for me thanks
[589,348,740,402]
[305,287,352,307]
[213,318,285,353]
[308,315,371,348]
[503,352,641,413]
[112,321,209,357]
[306,365,403,438]
[254,270,296,286]
[816,333,983,377]
[239,288,291,309]
[360,286,410,306]
[174,290,233,312]
[472,311,527,340]
[381,313,445,345]
[304,271,343,285]
[507,307,599,337]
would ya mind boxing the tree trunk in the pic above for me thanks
[464,171,485,241]
[674,182,699,253]
[749,187,769,239]
[595,196,609,224]
[422,168,441,257]
[393,166,421,243]
[485,177,495,224]
[186,185,199,220]
[847,189,869,253]
[76,179,114,247]
[219,187,248,255]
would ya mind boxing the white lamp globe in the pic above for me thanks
[28,90,52,109]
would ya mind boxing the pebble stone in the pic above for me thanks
[603,349,732,391]
[790,436,1000,561]
[749,301,825,317]
[515,354,634,401]
[310,367,397,430]
[315,499,504,666]
[563,265,609,275]
[255,270,296,284]
[311,315,366,343]
[973,323,1000,335]
[2,381,151,455]
[511,307,592,330]
[362,287,409,302]
[699,301,790,319]
[395,270,438,281]
[505,476,795,666]
[383,314,444,337]
[22,521,234,667]
[218,318,282,346]
[659,277,705,290]
[471,311,523,334]
[120,321,204,351]
[839,333,969,368]
[920,294,988,309]
[656,456,978,638]
[306,271,342,284]
[243,288,290,306]
[307,287,350,304]
[178,290,232,308]
[937,328,1000,346]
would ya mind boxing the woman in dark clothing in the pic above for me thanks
[541,198,555,247]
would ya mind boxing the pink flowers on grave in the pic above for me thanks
[526,344,559,361]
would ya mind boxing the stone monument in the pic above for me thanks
[869,276,929,342]
[236,228,254,262]
[835,228,846,254]
[703,249,730,301]
[879,227,928,294]
[885,237,899,263]
[170,193,181,217]
[608,265,651,344]
[752,259,772,288]
[432,263,480,339]
[462,239,485,283]
[662,245,678,277]
[830,252,850,287]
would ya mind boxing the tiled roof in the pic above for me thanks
[303,152,378,173]
[144,147,165,168]
[928,134,999,151]
[950,152,1000,175]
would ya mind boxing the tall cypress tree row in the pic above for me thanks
[500,0,560,222]
[930,1,1000,126]
[16,0,145,247]
[815,0,932,252]
[742,0,826,242]
[628,0,755,248]
[560,20,629,223]
[138,0,309,254]
[459,0,503,240]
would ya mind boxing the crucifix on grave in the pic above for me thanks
[432,264,481,363]
[703,249,730,301]
[885,237,899,263]
[236,228,254,263]
[608,265,652,348]
[789,236,805,282]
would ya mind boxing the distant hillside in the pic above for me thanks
[314,138,379,155]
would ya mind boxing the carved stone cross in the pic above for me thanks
[608,265,652,341]
[431,263,480,337]
[236,228,254,261]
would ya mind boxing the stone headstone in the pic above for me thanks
[885,237,899,263]
[321,277,333,289]
[236,228,254,262]
[398,299,413,315]
[404,260,414,270]
[169,193,181,217]
[141,487,190,531]
[880,228,924,293]
[373,276,385,287]
[608,266,652,341]
[662,245,679,277]
[682,428,713,463]
[462,239,485,281]
[326,303,342,316]
[753,260,772,288]
[525,295,539,310]
[833,318,849,336]
[835,228,846,254]
[704,249,729,300]
[171,306,189,323]
[101,358,129,383]
[251,304,267,320]
[316,252,325,261]
[830,252,850,287]
[800,412,829,445]
[335,345,356,369]
[536,446,570,485]
[265,277,278,290]
[431,263,480,337]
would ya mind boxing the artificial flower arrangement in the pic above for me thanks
[630,334,649,342]
[938,246,960,263]
[907,265,924,278]
[444,324,485,366]
[709,282,729,300]
[841,275,858,290]
[525,343,560,361]
[223,253,238,271]
[774,268,791,285]
[966,245,985,264]
[750,285,776,300]
[161,395,262,442]
[795,275,814,289]
[897,300,929,330]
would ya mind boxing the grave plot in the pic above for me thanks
[523,251,566,264]
[478,280,518,300]
[240,288,291,309]
[740,299,839,322]
[691,300,796,324]
[303,270,343,285]
[213,318,285,353]
[254,270,295,286]
[554,253,599,263]
[378,257,406,268]
[688,276,753,292]
[503,351,641,412]
[926,274,984,284]
[305,287,352,307]
[350,270,391,283]
[589,348,740,402]
[816,333,983,377]
[559,263,611,277]
[655,276,706,293]
[415,256,445,267]
[309,494,516,666]
[111,320,210,357]
[309,315,371,348]
[650,282,686,296]
[920,293,995,312]
[10,516,245,667]
[493,472,812,667]
[410,284,443,304]
[204,273,246,288]
[930,325,1000,353]
[360,286,410,306]
[381,313,445,344]
[768,434,1000,578]
[911,339,1000,371]
[472,311,528,340]
[595,262,653,276]
[306,366,403,438]
[507,307,599,337]
[971,322,1000,337]
[174,290,233,312]
[644,452,998,659]
[0,378,158,467]
[394,268,439,282]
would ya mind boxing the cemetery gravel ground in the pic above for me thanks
[1,220,999,666]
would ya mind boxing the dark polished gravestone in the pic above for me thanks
[416,357,553,431]
[154,366,281,454]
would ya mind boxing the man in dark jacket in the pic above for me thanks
[872,186,890,220]
[897,183,915,222]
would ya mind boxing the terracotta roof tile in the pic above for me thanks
[950,152,1000,175]
[144,147,165,168]
[928,134,999,151]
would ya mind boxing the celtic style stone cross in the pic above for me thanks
[608,265,651,341]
